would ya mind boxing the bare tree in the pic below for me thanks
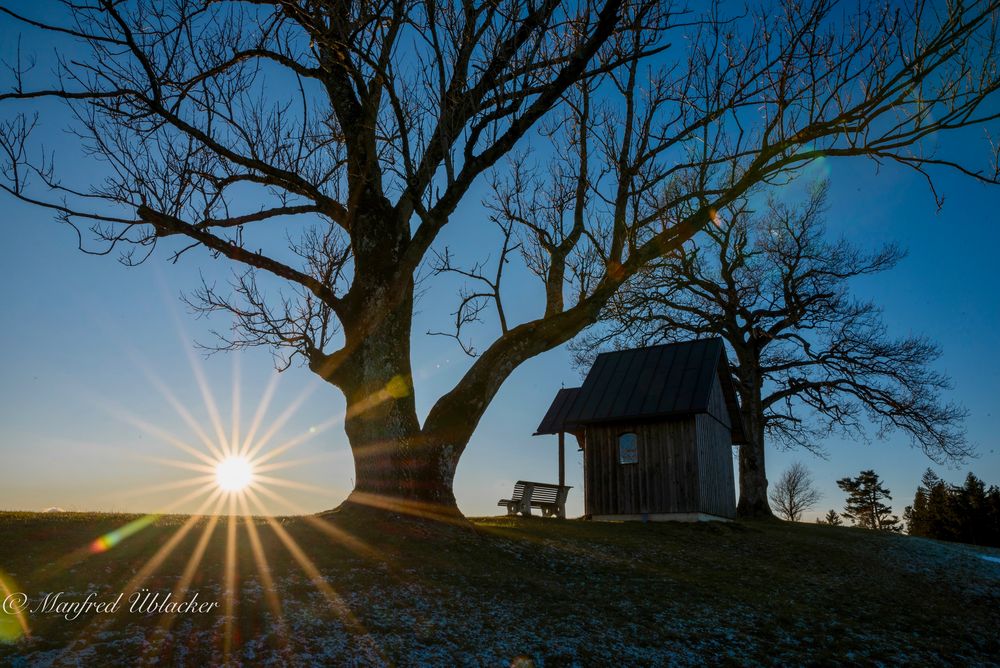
[1,1,998,521]
[574,182,969,517]
[769,462,822,521]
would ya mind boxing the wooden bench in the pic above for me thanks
[498,480,571,519]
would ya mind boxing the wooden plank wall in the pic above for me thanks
[695,414,737,518]
[705,374,731,429]
[583,419,700,516]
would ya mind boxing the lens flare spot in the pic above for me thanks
[0,569,29,643]
[89,514,158,554]
[385,374,412,399]
[216,456,254,492]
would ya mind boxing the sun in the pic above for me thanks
[215,456,254,492]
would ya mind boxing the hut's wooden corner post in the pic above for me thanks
[558,432,566,487]
[519,482,534,517]
[558,432,567,519]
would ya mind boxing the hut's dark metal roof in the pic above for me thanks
[534,338,747,443]
[534,387,582,436]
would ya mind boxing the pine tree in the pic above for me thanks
[822,509,842,526]
[987,485,1000,547]
[924,471,955,540]
[955,473,989,545]
[906,468,1000,547]
[836,470,901,532]
[905,469,939,536]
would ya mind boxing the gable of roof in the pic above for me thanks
[534,387,582,435]
[534,338,747,444]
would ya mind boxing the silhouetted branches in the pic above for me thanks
[769,462,822,521]
[1,0,997,503]
[427,218,519,356]
[578,181,970,461]
[575,180,970,517]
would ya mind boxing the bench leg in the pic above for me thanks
[519,483,534,517]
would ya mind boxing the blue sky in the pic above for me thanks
[0,5,998,521]
[1,148,997,520]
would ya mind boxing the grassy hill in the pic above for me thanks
[0,510,998,666]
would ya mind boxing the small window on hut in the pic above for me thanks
[618,432,638,464]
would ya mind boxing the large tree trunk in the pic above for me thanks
[737,432,771,518]
[309,190,612,523]
[735,373,775,519]
[316,194,468,522]
[331,288,465,521]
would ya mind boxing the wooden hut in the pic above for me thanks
[535,338,747,521]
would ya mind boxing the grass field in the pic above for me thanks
[0,510,998,666]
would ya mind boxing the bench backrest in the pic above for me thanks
[512,480,571,504]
